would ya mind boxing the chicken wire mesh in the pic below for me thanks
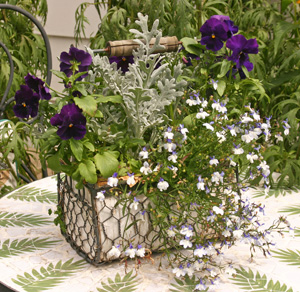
[57,173,163,265]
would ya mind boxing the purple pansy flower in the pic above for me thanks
[200,18,228,51]
[24,73,51,100]
[109,55,134,73]
[13,85,40,119]
[50,103,86,140]
[226,34,259,72]
[211,15,238,38]
[60,46,92,81]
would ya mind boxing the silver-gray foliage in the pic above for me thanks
[87,13,187,144]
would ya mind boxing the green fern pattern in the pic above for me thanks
[231,267,294,292]
[170,275,199,292]
[12,258,86,292]
[0,211,52,227]
[7,186,57,204]
[279,204,300,215]
[96,270,140,292]
[0,238,60,258]
[271,249,300,267]
[253,185,300,198]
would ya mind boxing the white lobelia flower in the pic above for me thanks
[212,100,221,111]
[233,144,244,155]
[157,178,169,191]
[194,245,207,258]
[193,260,203,271]
[203,122,214,131]
[130,197,140,210]
[213,205,224,215]
[227,124,237,136]
[218,102,227,114]
[196,108,209,119]
[200,98,208,108]
[222,228,231,237]
[179,237,193,249]
[164,139,176,152]
[168,151,178,163]
[164,127,174,139]
[209,156,219,166]
[126,173,136,186]
[233,229,244,239]
[138,147,149,159]
[216,131,226,143]
[241,113,253,123]
[246,152,259,163]
[197,175,205,190]
[211,79,218,90]
[107,172,118,187]
[135,245,145,257]
[211,171,224,185]
[140,161,152,175]
[96,190,105,201]
[283,119,291,135]
[107,245,121,259]
[258,161,270,177]
[125,244,137,258]
[195,280,206,291]
[251,110,260,121]
[172,265,186,277]
[180,225,193,237]
[178,124,189,140]
[275,133,284,142]
[167,226,177,237]
[241,130,254,143]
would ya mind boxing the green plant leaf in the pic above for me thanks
[0,238,60,258]
[12,258,86,292]
[271,249,300,267]
[96,270,140,292]
[74,95,98,116]
[95,94,123,103]
[253,184,300,198]
[70,138,84,161]
[0,212,52,227]
[274,21,297,56]
[78,160,97,184]
[217,59,231,78]
[281,0,293,13]
[216,79,226,96]
[7,186,57,204]
[94,151,119,178]
[230,267,293,292]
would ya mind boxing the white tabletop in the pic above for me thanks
[0,176,300,292]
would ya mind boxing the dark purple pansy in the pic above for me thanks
[13,85,40,119]
[226,34,259,71]
[211,15,238,38]
[109,56,134,73]
[50,103,86,140]
[200,18,228,51]
[60,46,92,81]
[24,73,51,100]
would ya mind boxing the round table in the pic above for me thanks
[1,176,300,292]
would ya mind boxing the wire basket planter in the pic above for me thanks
[57,173,164,265]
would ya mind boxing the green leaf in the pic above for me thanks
[51,70,66,80]
[271,249,300,267]
[216,79,226,96]
[96,270,140,292]
[217,59,231,78]
[47,152,63,173]
[74,95,98,116]
[0,238,60,258]
[274,21,297,56]
[94,151,119,178]
[281,0,293,13]
[83,141,95,152]
[7,186,57,204]
[230,267,294,291]
[12,259,86,292]
[70,138,84,161]
[0,212,52,227]
[95,94,123,103]
[78,160,97,184]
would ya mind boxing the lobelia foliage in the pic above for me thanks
[12,12,293,289]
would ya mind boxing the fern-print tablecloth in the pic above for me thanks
[0,176,300,292]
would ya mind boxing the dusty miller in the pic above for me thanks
[87,13,187,143]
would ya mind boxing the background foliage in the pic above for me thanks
[75,0,300,187]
